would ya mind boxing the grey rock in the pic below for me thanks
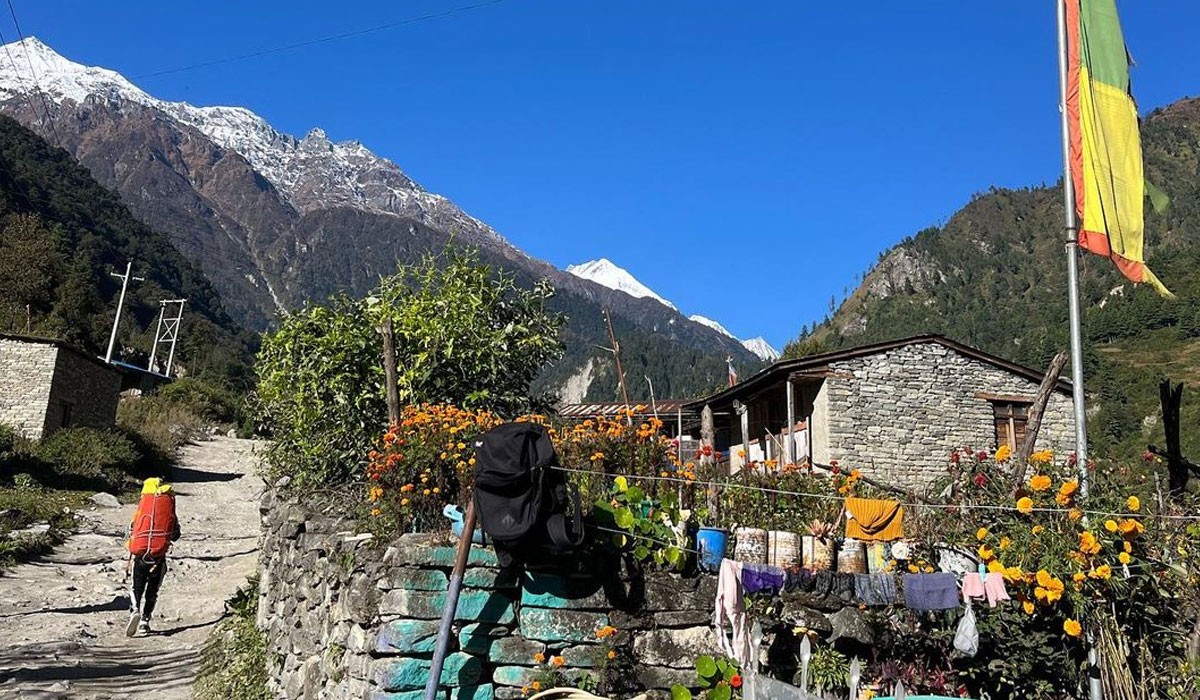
[827,606,874,646]
[633,628,721,668]
[89,492,120,508]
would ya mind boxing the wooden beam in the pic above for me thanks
[380,318,400,425]
[1012,351,1068,492]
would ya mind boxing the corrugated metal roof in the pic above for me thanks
[558,400,693,418]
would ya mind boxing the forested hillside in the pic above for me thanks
[0,115,254,386]
[787,97,1200,459]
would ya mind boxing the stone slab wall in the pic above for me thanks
[820,341,1075,490]
[257,491,760,700]
[0,338,56,439]
[45,345,120,435]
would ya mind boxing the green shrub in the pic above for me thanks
[33,428,140,488]
[195,577,271,700]
[0,424,14,455]
[157,378,242,424]
[117,395,206,464]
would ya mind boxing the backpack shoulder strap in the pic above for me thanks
[545,483,584,548]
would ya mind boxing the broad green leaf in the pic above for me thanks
[696,656,718,679]
[670,685,693,700]
[709,682,731,700]
[615,508,635,530]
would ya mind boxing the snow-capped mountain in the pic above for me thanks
[0,37,508,250]
[741,337,781,361]
[689,315,735,339]
[569,259,780,361]
[566,259,678,311]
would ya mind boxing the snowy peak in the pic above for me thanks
[689,315,734,339]
[566,259,678,311]
[741,337,781,361]
[0,37,507,249]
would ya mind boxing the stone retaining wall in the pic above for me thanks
[258,491,874,700]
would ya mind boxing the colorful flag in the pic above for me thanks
[1065,0,1172,296]
[726,356,738,387]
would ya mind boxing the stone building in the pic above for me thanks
[685,335,1075,491]
[0,334,121,440]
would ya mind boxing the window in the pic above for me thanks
[993,401,1030,451]
[59,402,74,429]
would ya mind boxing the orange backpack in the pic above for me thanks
[128,488,177,558]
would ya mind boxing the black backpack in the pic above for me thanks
[473,422,585,568]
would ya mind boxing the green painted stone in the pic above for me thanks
[458,622,509,652]
[368,691,434,700]
[463,568,520,590]
[394,539,500,568]
[388,568,450,591]
[491,666,538,688]
[380,589,515,623]
[559,643,603,668]
[520,573,610,610]
[518,607,609,643]
[487,636,547,664]
[374,619,441,654]
[371,653,482,691]
[453,685,496,700]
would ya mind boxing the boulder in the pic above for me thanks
[826,606,875,646]
[89,493,120,508]
[633,628,722,668]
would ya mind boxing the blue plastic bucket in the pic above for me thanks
[696,527,728,573]
[443,504,488,545]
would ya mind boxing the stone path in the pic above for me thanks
[0,437,264,699]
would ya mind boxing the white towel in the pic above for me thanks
[713,558,751,666]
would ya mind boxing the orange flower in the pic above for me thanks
[976,527,989,541]
[1029,474,1052,492]
[1079,531,1102,555]
[533,652,545,664]
[606,650,617,660]
[977,544,995,561]
[1068,508,1083,522]
[1118,551,1132,565]
[1017,497,1034,514]
[1104,519,1118,533]
[551,655,564,668]
[1127,496,1141,512]
[1118,518,1145,538]
[1090,564,1113,580]
[999,536,1012,551]
[1022,599,1036,615]
[1064,618,1082,637]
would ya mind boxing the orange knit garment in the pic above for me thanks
[844,497,904,542]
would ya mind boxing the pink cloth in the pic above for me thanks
[963,572,1010,608]
[714,558,751,666]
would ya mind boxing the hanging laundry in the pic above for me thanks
[784,567,815,593]
[714,558,752,667]
[742,563,786,596]
[844,497,905,542]
[962,572,1011,608]
[853,573,898,606]
[902,573,960,611]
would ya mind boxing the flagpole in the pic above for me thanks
[1055,0,1089,497]
[1057,7,1102,699]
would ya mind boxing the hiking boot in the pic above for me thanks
[137,619,151,635]
[125,612,141,638]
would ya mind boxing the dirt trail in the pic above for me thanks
[0,437,264,699]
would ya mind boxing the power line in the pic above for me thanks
[134,0,510,80]
[2,0,64,147]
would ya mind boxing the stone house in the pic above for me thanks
[0,334,121,440]
[684,334,1075,490]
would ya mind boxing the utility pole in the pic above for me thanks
[148,299,187,377]
[603,309,632,418]
[105,261,143,364]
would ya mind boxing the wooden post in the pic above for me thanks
[603,310,632,420]
[786,378,796,464]
[739,402,750,472]
[701,404,717,516]
[1012,351,1069,492]
[380,318,400,425]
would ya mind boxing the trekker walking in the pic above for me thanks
[125,477,180,636]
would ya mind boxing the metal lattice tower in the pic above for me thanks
[148,299,187,377]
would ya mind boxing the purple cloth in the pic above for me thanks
[741,563,786,595]
[902,573,959,611]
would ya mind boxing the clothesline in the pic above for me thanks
[551,464,1200,523]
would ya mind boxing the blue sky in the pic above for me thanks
[11,1,1200,348]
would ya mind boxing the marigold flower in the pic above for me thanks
[1072,572,1087,583]
[977,544,995,561]
[1104,519,1118,533]
[1068,508,1083,522]
[1022,599,1035,615]
[607,650,617,660]
[999,536,1012,550]
[400,498,410,506]
[976,527,989,541]
[551,655,564,668]
[1079,531,1102,555]
[1032,524,1045,535]
[1064,618,1082,637]
[1118,518,1145,538]
[1030,449,1054,464]
[1091,564,1113,580]
[987,559,1005,574]
[1127,496,1141,512]
[1118,551,1132,565]
[995,444,1012,462]
[1029,474,1052,491]
[533,652,545,664]
[531,682,541,691]
[1122,541,1132,554]
[1016,497,1034,514]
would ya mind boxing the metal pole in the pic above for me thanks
[148,302,166,372]
[104,261,141,364]
[1055,0,1089,494]
[164,299,185,377]
[423,500,476,700]
[1057,4,1100,699]
[786,378,796,464]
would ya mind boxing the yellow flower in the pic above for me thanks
[1079,531,1102,555]
[532,682,542,691]
[978,544,995,561]
[401,498,410,506]
[1068,508,1083,522]
[1029,474,1052,491]
[1030,449,1054,464]
[1127,496,1141,512]
[1017,497,1034,514]
[907,564,919,573]
[999,536,1012,551]
[1022,600,1035,615]
[1072,572,1087,583]
[551,655,565,668]
[1118,518,1145,538]
[987,559,1006,574]
[607,650,617,660]
[370,508,382,517]
[533,652,545,664]
[995,444,1012,462]
[1122,541,1132,554]
[976,527,989,541]
[1090,564,1113,580]
[1064,618,1082,637]
[1104,519,1118,533]
[1118,551,1131,565]
[1032,524,1045,535]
